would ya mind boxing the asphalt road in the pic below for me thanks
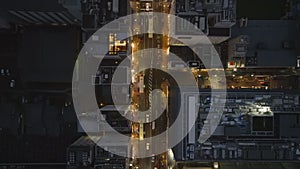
[130,1,172,169]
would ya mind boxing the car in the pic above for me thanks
[151,155,155,163]
[139,74,144,93]
[152,121,155,130]
[145,3,152,11]
[146,114,150,123]
[213,162,219,169]
[105,73,109,79]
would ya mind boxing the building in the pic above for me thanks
[170,88,300,161]
[81,0,130,42]
[174,0,236,44]
[228,20,298,68]
[67,135,129,169]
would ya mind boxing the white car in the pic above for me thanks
[139,74,144,93]
[145,3,151,11]
[152,121,155,130]
[146,114,150,123]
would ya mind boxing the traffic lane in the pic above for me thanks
[138,157,152,169]
[130,1,171,168]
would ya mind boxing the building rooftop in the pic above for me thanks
[230,20,298,67]
[220,162,300,169]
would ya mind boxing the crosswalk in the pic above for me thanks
[148,53,154,115]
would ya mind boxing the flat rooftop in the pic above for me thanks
[231,20,298,67]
